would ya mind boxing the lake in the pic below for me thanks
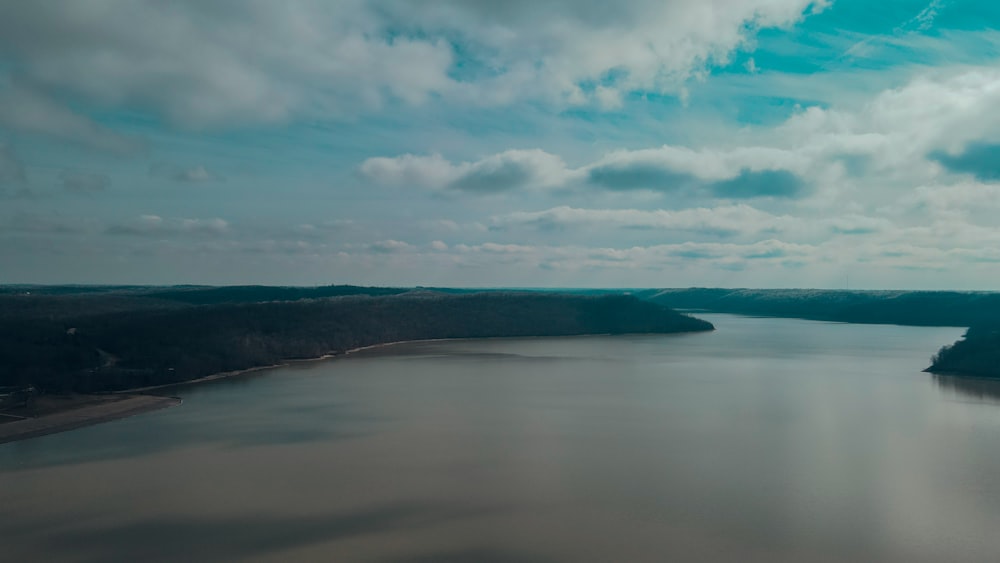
[2,314,1000,562]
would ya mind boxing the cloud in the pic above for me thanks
[0,144,26,187]
[445,239,816,272]
[930,142,1000,182]
[471,242,536,255]
[359,154,455,188]
[586,144,809,188]
[0,213,95,234]
[899,181,1000,218]
[293,220,353,239]
[354,65,1000,234]
[710,169,806,198]
[777,68,1000,176]
[450,159,533,193]
[365,144,808,198]
[828,214,893,235]
[587,163,697,192]
[394,0,826,106]
[554,68,1000,203]
[492,205,791,237]
[449,150,570,193]
[0,2,455,127]
[14,4,1000,288]
[106,215,229,237]
[902,0,949,32]
[594,86,624,110]
[588,159,807,199]
[0,84,145,154]
[0,1,825,127]
[367,239,412,253]
[149,163,224,183]
[360,150,572,193]
[493,67,1000,201]
[491,205,898,243]
[59,170,110,192]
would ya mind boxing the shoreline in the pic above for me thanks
[925,367,1000,379]
[129,330,714,392]
[124,339,426,393]
[2,330,711,445]
[0,339,474,446]
[0,394,182,445]
[0,339,461,445]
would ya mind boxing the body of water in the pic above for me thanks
[3,314,1000,562]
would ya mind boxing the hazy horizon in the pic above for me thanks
[6,283,1000,293]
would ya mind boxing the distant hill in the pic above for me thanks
[10,284,1000,382]
[646,288,1000,378]
[0,289,712,393]
[648,288,1000,327]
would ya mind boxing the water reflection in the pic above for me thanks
[41,502,487,563]
[0,371,381,471]
[376,548,556,563]
[933,374,1000,403]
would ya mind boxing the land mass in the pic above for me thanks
[646,288,1000,327]
[0,288,712,394]
[6,284,1000,409]
[926,325,1000,378]
[644,288,1000,378]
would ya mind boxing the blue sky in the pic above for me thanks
[2,0,1000,288]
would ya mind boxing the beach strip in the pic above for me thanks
[0,395,181,445]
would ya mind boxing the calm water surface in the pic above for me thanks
[3,314,1000,562]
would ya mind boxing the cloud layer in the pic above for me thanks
[360,150,571,193]
[4,1,1000,288]
[0,145,26,188]
[361,146,810,199]
[931,142,1000,181]
[59,170,110,192]
[149,163,224,183]
[0,0,824,129]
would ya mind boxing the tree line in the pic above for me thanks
[0,290,713,393]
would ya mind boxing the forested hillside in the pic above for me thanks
[649,288,1000,327]
[927,325,1000,378]
[0,288,712,393]
[646,288,1000,378]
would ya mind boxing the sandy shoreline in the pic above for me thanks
[0,340,434,445]
[128,331,709,393]
[0,340,438,445]
[126,338,454,393]
[0,394,182,445]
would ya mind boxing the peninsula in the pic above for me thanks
[0,286,712,440]
[926,325,1000,378]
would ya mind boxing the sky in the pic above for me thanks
[2,0,1000,289]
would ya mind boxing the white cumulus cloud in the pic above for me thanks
[0,0,826,127]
